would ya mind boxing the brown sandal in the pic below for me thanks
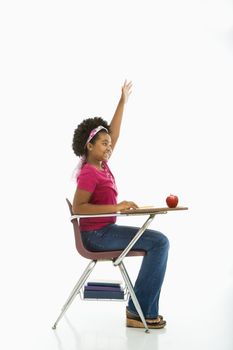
[126,317,166,329]
[126,308,166,329]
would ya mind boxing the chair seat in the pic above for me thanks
[79,249,146,261]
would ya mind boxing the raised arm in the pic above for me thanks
[110,80,132,151]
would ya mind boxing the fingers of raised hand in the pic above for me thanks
[122,80,133,90]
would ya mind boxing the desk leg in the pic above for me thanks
[118,261,149,333]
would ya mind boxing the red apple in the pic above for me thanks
[166,194,179,208]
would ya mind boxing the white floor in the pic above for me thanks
[2,255,232,350]
[49,298,232,350]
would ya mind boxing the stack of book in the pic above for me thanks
[83,280,124,300]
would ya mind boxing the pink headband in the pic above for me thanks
[85,125,108,148]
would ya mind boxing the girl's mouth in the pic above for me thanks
[104,152,111,158]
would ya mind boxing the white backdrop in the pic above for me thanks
[0,1,233,349]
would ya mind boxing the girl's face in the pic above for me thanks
[87,132,112,162]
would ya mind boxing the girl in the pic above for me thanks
[72,81,169,329]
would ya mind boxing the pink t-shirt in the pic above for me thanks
[77,161,118,231]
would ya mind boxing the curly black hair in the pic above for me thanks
[72,117,111,157]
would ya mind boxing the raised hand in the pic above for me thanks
[121,80,133,104]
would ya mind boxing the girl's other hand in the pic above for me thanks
[121,80,132,104]
[117,200,138,212]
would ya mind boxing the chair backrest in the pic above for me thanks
[66,198,145,260]
[66,198,94,259]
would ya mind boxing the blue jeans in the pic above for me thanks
[81,224,169,319]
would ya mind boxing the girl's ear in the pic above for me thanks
[87,143,93,151]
